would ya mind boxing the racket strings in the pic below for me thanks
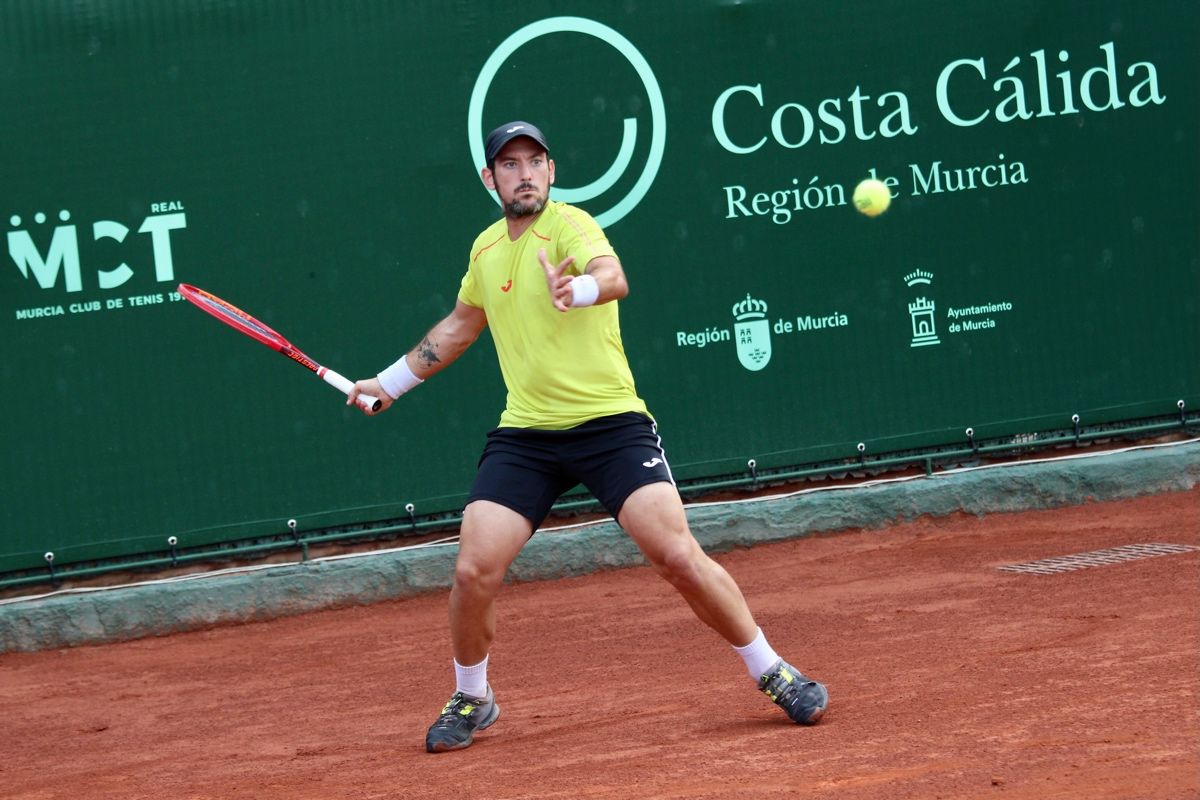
[192,292,283,344]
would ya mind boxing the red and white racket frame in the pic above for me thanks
[177,283,381,412]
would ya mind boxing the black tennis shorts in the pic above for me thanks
[466,411,675,528]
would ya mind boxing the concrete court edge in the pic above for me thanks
[2,441,1197,653]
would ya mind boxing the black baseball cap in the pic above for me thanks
[484,121,550,165]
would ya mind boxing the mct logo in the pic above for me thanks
[468,16,666,228]
[7,203,186,294]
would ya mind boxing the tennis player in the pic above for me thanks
[349,121,828,753]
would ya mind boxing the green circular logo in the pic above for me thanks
[468,17,666,228]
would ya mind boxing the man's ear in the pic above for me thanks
[481,167,496,190]
[548,158,555,186]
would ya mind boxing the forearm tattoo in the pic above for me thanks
[415,336,441,369]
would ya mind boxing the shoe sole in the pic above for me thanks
[799,704,826,725]
[425,703,501,753]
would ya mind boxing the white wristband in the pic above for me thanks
[570,273,600,308]
[377,355,423,400]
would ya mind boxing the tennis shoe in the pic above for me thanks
[759,659,828,725]
[424,686,500,753]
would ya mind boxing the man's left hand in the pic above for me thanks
[539,248,576,312]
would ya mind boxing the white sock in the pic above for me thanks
[732,628,780,681]
[454,656,489,699]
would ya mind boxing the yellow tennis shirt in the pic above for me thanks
[458,201,649,430]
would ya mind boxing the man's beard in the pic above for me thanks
[504,187,547,218]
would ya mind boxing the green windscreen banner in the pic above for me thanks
[2,1,1197,573]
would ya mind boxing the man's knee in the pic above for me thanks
[453,555,506,596]
[650,542,709,593]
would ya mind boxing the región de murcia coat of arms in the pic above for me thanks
[733,293,771,371]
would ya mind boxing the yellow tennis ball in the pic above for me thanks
[853,178,892,217]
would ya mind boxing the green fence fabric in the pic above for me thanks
[2,1,1197,573]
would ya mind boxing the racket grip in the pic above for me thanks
[321,368,383,412]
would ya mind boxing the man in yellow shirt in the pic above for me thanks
[349,121,827,752]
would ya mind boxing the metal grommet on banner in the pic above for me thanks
[167,536,179,567]
[856,442,866,466]
[746,459,758,486]
[287,519,309,561]
[405,503,417,531]
[965,427,977,454]
[1071,414,1082,443]
[1179,399,1187,427]
[44,551,56,583]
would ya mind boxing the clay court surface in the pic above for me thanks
[2,487,1197,799]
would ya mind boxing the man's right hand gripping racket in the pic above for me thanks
[177,283,381,412]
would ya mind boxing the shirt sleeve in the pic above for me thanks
[457,256,482,308]
[556,205,618,276]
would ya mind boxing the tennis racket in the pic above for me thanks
[178,283,381,412]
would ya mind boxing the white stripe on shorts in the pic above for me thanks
[650,421,676,486]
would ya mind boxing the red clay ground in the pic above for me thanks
[1,488,1198,800]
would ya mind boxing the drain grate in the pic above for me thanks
[999,543,1200,575]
